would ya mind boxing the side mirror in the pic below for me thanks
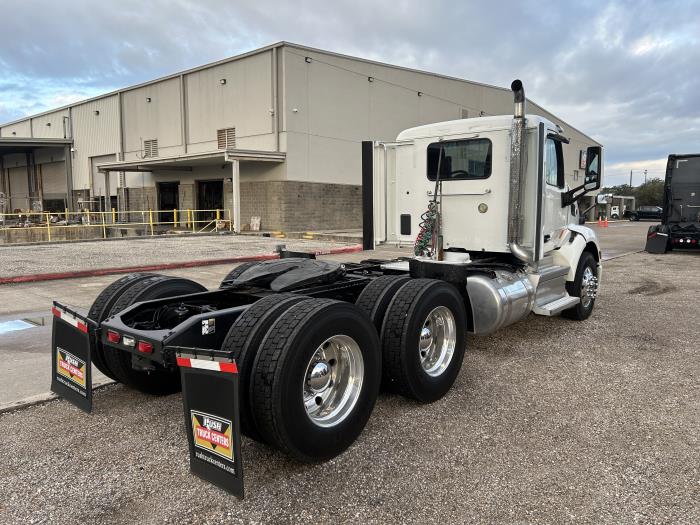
[584,146,602,191]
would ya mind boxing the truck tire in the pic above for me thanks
[220,293,311,442]
[87,273,156,381]
[104,275,207,394]
[219,262,260,288]
[250,299,381,462]
[381,279,467,403]
[355,275,412,331]
[562,252,598,321]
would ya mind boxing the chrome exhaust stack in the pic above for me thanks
[508,79,531,263]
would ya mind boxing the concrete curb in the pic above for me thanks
[0,244,364,285]
[0,379,115,415]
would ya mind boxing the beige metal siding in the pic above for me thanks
[72,95,121,190]
[282,46,598,186]
[186,51,273,151]
[122,77,183,159]
[31,110,70,139]
[1,120,31,138]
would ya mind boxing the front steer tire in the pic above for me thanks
[562,252,598,321]
[103,275,206,394]
[250,299,381,462]
[381,279,467,403]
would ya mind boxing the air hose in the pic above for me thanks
[414,200,438,257]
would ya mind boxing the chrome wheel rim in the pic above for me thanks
[303,335,364,428]
[418,306,456,377]
[581,266,598,308]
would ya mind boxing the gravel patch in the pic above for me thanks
[0,235,354,278]
[0,251,698,524]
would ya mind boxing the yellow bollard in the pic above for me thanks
[149,209,154,235]
[186,209,191,228]
[192,210,196,233]
[229,209,233,232]
[112,208,116,224]
[102,211,107,239]
[46,213,51,242]
[174,208,178,227]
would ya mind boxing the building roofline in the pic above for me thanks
[0,137,72,147]
[0,40,600,146]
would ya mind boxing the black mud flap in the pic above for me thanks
[176,349,244,499]
[50,302,98,413]
[645,226,670,254]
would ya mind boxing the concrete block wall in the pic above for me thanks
[126,187,157,212]
[239,180,361,231]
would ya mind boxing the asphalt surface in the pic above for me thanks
[1,222,698,523]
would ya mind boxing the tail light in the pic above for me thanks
[106,330,121,343]
[138,341,153,354]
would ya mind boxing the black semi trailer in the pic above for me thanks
[646,154,700,253]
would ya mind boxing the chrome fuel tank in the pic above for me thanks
[466,270,535,335]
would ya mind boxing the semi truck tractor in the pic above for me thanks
[645,154,700,253]
[51,80,603,497]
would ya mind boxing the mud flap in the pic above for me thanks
[176,349,244,499]
[645,226,670,254]
[50,302,97,413]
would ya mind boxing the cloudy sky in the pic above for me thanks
[1,0,698,185]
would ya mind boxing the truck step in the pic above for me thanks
[533,295,580,316]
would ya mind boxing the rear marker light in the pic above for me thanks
[122,336,135,347]
[138,341,153,354]
[106,330,121,343]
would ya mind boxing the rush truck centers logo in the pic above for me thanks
[56,347,86,388]
[191,410,234,461]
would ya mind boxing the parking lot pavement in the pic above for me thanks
[0,223,649,410]
[589,220,650,259]
[1,245,698,522]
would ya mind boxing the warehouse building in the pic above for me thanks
[0,42,600,231]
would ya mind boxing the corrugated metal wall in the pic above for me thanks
[31,110,70,139]
[0,120,31,137]
[72,95,120,191]
[186,50,275,153]
[122,77,183,160]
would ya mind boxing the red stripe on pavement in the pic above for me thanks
[0,244,363,285]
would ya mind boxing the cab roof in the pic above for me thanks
[396,114,555,141]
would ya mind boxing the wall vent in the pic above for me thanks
[461,108,469,119]
[144,139,158,158]
[217,127,236,149]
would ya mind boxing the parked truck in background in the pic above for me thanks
[645,154,700,253]
[50,80,603,497]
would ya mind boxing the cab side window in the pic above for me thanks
[545,138,565,188]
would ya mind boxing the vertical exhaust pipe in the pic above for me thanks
[508,79,531,263]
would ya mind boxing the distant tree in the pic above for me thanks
[635,178,664,206]
[599,179,664,207]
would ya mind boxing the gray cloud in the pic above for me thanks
[1,0,699,185]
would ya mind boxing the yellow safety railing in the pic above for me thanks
[0,208,234,243]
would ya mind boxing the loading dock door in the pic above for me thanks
[197,180,223,222]
[158,182,180,223]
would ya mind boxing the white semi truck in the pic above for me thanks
[51,80,603,497]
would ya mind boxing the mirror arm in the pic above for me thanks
[561,183,590,207]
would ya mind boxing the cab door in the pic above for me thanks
[542,134,569,254]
